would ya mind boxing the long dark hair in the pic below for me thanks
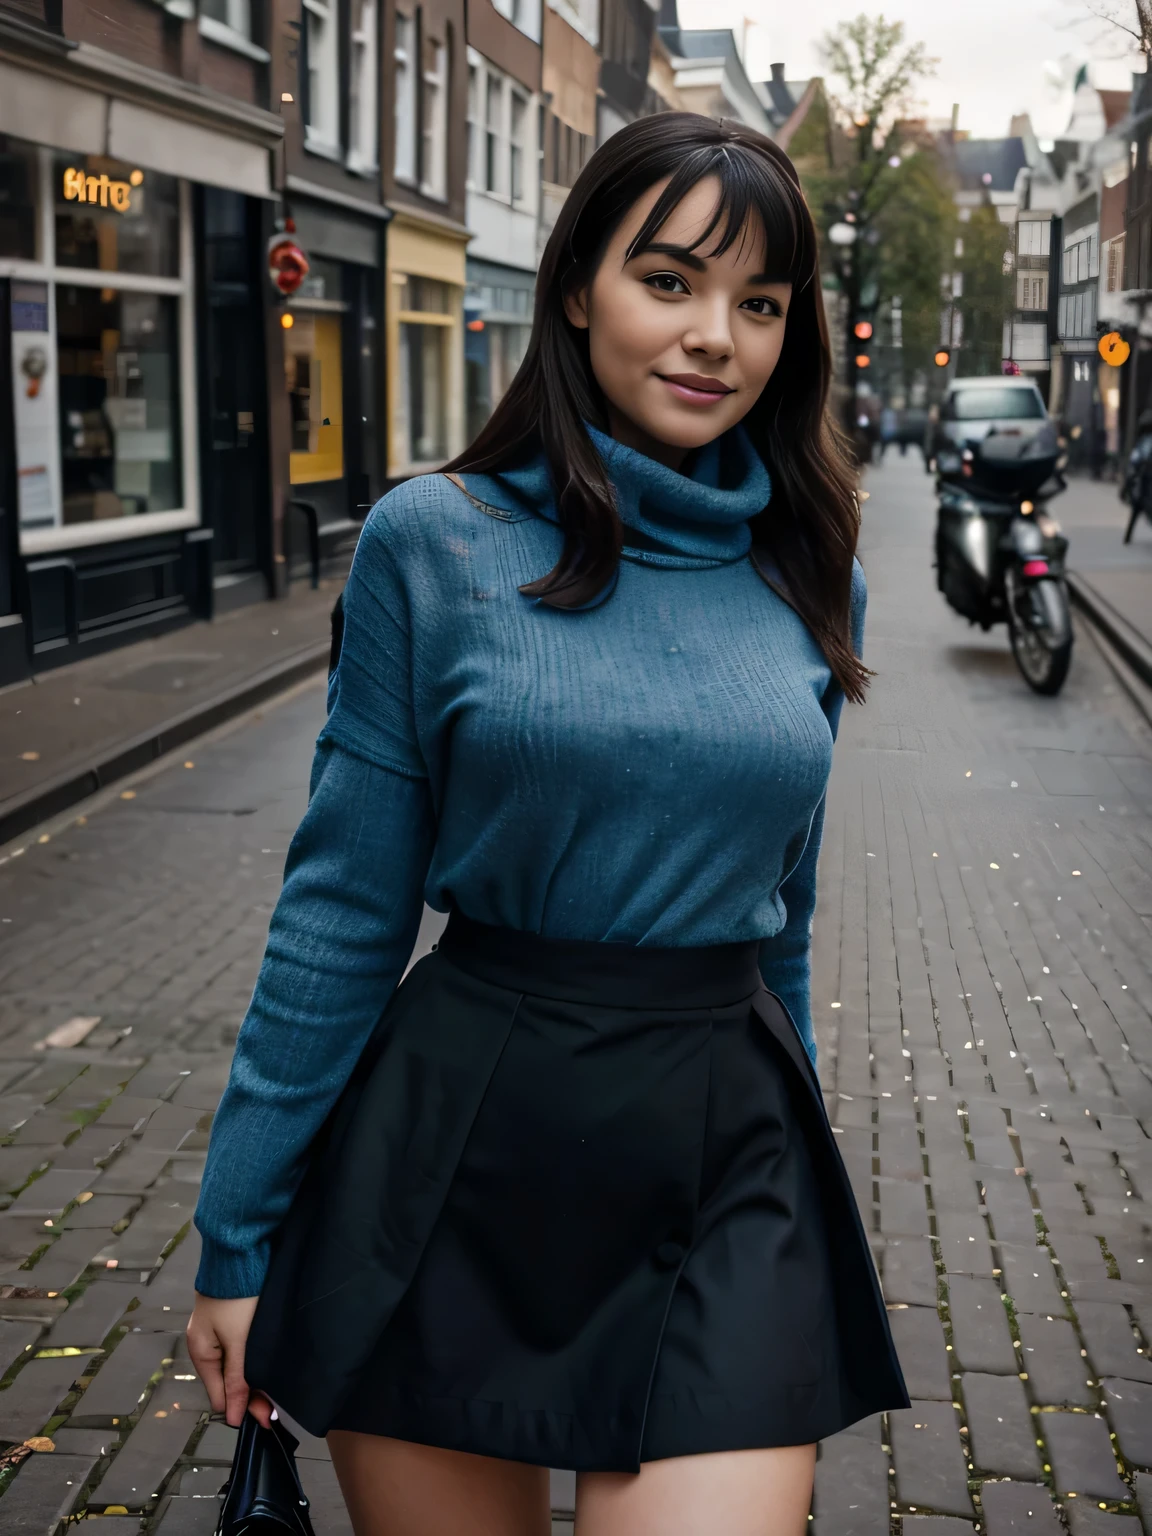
[444,112,868,702]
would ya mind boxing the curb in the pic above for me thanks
[1065,569,1152,691]
[0,642,330,849]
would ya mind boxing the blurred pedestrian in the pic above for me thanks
[878,403,898,460]
[187,114,907,1536]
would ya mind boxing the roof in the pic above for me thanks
[755,64,812,129]
[941,136,1029,193]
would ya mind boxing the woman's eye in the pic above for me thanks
[644,272,689,295]
[741,296,782,317]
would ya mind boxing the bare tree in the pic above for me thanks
[1076,0,1152,57]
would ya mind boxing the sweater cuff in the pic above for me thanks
[193,1233,270,1300]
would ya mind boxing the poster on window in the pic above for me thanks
[11,280,62,534]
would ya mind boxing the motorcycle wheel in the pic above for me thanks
[1009,577,1073,696]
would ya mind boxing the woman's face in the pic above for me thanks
[564,175,793,470]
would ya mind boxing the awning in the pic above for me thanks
[0,55,273,197]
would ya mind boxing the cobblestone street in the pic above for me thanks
[0,452,1150,1534]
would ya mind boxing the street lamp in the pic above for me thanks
[829,222,858,246]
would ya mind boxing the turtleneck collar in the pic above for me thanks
[459,423,772,572]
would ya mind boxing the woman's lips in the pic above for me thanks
[657,374,736,405]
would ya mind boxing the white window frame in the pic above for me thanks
[484,68,505,197]
[420,33,449,201]
[510,88,528,204]
[1017,272,1047,311]
[1017,220,1051,258]
[4,149,199,555]
[493,0,542,41]
[466,61,481,189]
[304,0,341,158]
[394,11,417,183]
[347,0,379,175]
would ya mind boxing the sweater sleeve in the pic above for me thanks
[758,559,866,1070]
[193,504,436,1299]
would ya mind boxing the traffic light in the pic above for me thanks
[853,317,874,370]
[934,348,951,367]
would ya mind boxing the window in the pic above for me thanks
[1017,220,1051,258]
[55,154,179,277]
[485,72,502,194]
[0,137,40,260]
[510,91,527,203]
[201,0,251,36]
[395,275,453,466]
[394,11,417,182]
[1016,272,1047,310]
[1011,322,1048,363]
[304,0,340,154]
[348,0,379,172]
[1106,234,1125,293]
[467,63,480,187]
[945,386,1044,421]
[56,287,182,526]
[420,33,448,199]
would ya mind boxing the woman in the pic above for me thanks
[188,113,907,1536]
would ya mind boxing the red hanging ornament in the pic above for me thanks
[268,232,310,297]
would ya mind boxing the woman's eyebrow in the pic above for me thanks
[628,242,708,271]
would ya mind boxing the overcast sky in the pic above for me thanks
[674,0,1144,139]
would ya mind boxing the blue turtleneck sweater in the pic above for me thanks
[193,428,866,1298]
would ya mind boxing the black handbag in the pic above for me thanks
[213,1410,318,1536]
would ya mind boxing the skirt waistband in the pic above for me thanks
[437,911,764,1010]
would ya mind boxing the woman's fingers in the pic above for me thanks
[186,1313,227,1417]
[186,1294,262,1427]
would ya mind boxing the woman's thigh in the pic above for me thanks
[326,1430,551,1536]
[575,1445,816,1536]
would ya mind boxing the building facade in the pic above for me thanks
[0,0,282,686]
[463,0,541,441]
[274,0,391,581]
[382,0,470,478]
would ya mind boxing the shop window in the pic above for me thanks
[394,11,417,182]
[348,0,379,173]
[55,286,182,525]
[285,311,345,484]
[395,274,453,466]
[304,0,341,155]
[396,275,450,313]
[421,32,448,200]
[54,155,179,277]
[399,322,447,463]
[0,136,38,260]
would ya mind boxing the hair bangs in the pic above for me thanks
[624,141,813,290]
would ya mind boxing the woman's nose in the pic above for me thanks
[683,304,734,359]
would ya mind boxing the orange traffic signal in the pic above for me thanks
[934,348,950,367]
[854,320,874,340]
[854,354,872,368]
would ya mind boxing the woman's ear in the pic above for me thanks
[562,282,591,331]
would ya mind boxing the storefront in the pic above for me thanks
[464,258,534,443]
[280,197,387,579]
[0,60,279,685]
[386,211,468,479]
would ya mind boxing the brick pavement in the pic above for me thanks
[0,452,1147,1533]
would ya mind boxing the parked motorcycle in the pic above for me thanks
[932,379,1072,696]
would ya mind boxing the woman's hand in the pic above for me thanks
[186,1293,276,1428]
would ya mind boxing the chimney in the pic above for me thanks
[771,62,786,83]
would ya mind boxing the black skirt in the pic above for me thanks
[244,913,908,1472]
